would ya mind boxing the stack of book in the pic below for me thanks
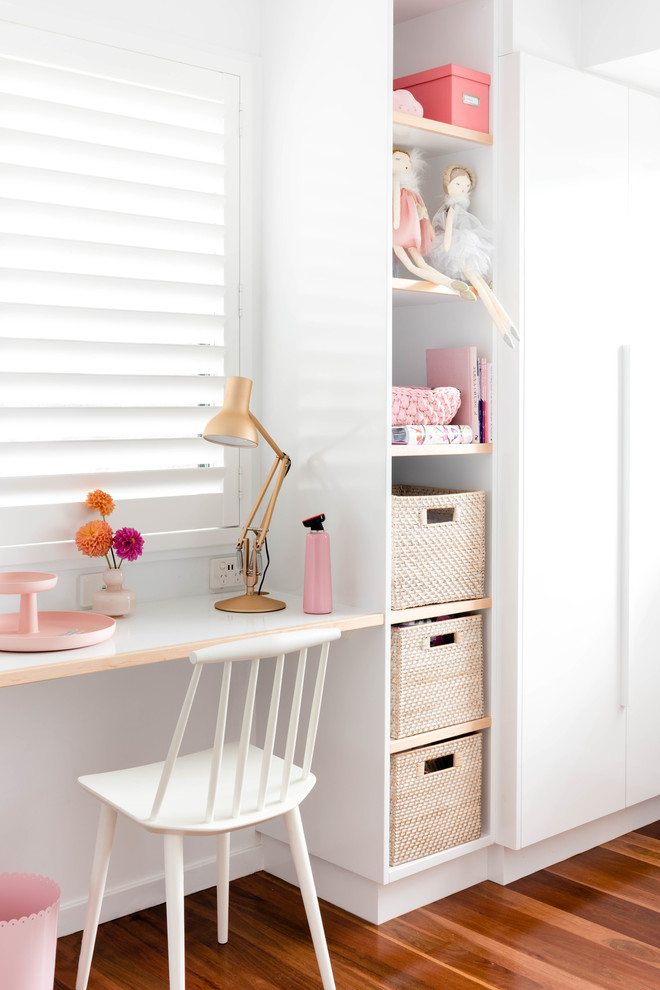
[425,345,492,444]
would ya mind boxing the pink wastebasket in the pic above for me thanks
[0,873,60,990]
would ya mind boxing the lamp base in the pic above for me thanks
[214,593,286,613]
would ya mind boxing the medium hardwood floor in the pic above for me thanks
[55,821,660,989]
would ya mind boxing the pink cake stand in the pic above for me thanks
[0,573,116,652]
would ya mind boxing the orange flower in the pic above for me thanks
[85,489,115,517]
[75,520,114,558]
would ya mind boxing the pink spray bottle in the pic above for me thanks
[302,513,332,614]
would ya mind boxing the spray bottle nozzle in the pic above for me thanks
[303,513,326,531]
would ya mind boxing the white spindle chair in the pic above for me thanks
[75,626,342,990]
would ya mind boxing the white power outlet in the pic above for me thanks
[79,572,105,608]
[209,555,244,592]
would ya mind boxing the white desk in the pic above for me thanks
[0,593,384,688]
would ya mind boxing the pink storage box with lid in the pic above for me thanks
[393,64,490,133]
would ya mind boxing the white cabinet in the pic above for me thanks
[625,90,660,806]
[497,52,647,848]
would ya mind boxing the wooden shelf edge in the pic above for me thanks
[390,716,492,754]
[393,110,493,146]
[390,598,492,623]
[392,276,466,298]
[392,443,492,456]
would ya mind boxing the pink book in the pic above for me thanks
[426,346,479,440]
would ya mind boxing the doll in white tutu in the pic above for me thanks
[427,164,519,348]
[392,148,469,295]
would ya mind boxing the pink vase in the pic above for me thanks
[92,567,136,617]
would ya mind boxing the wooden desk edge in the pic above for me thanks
[0,612,385,688]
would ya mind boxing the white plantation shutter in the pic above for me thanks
[0,23,241,564]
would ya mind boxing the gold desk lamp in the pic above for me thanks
[203,376,291,613]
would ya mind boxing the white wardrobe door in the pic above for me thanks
[519,55,628,846]
[625,90,660,807]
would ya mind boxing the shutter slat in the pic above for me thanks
[0,339,224,376]
[0,372,224,406]
[1,93,225,163]
[0,164,225,224]
[1,129,226,193]
[0,269,225,313]
[0,304,223,345]
[1,492,232,545]
[0,469,227,508]
[0,407,212,443]
[0,199,224,253]
[1,438,224,476]
[0,234,225,283]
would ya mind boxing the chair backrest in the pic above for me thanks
[149,626,341,824]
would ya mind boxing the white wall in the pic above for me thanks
[0,0,262,58]
[499,0,579,65]
[258,0,392,885]
[581,0,660,67]
[0,0,264,936]
[259,0,391,617]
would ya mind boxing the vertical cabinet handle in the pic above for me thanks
[619,345,630,709]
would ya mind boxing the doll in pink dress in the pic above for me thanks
[392,148,469,294]
[427,164,519,347]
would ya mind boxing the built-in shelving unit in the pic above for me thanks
[389,100,494,879]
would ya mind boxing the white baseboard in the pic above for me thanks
[58,839,264,937]
[261,833,490,924]
[488,795,660,885]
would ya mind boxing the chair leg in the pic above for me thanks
[216,832,230,944]
[75,803,117,990]
[283,807,336,990]
[163,833,186,990]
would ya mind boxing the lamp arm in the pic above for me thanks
[234,411,290,555]
[236,454,281,549]
[254,454,291,551]
[250,413,285,460]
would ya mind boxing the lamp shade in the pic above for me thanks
[203,376,258,447]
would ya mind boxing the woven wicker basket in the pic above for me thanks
[390,615,484,739]
[391,486,485,609]
[390,732,482,866]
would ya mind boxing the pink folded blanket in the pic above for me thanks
[392,386,461,426]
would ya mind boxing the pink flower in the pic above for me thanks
[113,527,144,562]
